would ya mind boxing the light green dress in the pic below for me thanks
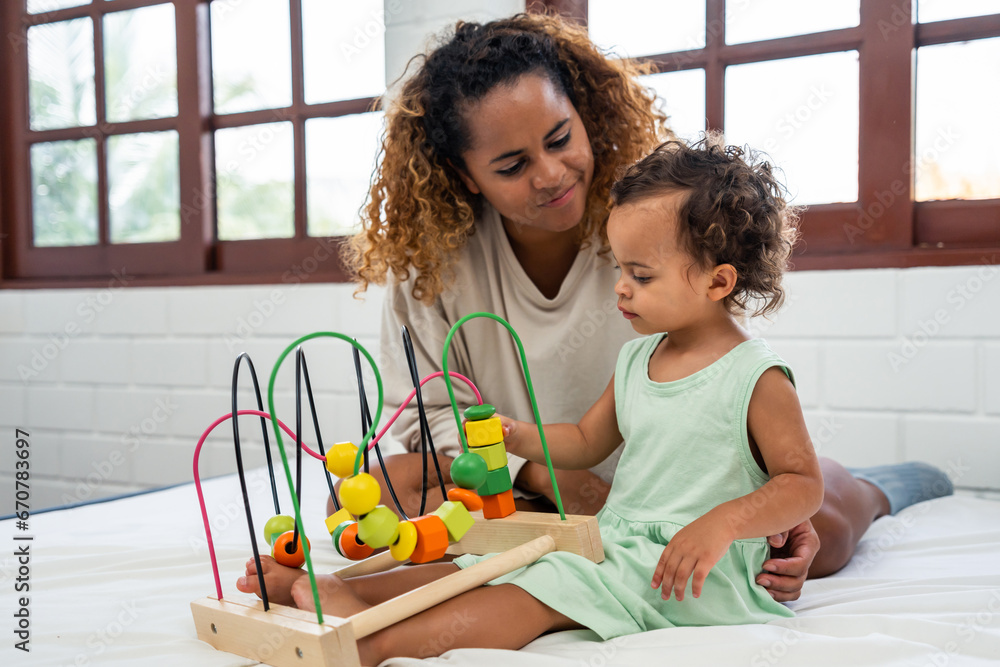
[454,335,795,640]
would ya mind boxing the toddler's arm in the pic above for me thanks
[651,367,824,601]
[498,375,623,471]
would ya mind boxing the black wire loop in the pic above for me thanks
[230,352,272,610]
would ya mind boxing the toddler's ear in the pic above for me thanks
[707,263,737,302]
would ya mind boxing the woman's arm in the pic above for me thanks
[499,375,623,470]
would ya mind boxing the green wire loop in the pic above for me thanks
[267,332,383,625]
[442,312,566,520]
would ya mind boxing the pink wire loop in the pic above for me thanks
[193,371,481,600]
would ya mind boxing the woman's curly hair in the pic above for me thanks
[610,135,801,317]
[343,12,671,304]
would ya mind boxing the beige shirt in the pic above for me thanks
[379,204,638,486]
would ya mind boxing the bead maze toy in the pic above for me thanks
[190,313,604,666]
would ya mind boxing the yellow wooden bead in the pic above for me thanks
[464,416,504,447]
[324,507,353,535]
[338,473,381,516]
[389,520,418,561]
[431,500,475,542]
[325,442,359,479]
[357,505,400,549]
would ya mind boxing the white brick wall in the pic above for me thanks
[3,266,999,511]
[763,266,1000,491]
[0,283,387,510]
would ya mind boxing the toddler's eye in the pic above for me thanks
[634,276,651,284]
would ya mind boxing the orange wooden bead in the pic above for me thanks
[272,530,310,568]
[447,486,484,512]
[481,488,516,519]
[408,514,449,564]
[338,521,375,561]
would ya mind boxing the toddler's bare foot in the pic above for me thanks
[236,555,307,607]
[291,573,369,618]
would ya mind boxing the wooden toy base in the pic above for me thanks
[193,513,602,666]
[191,597,361,667]
[448,510,604,562]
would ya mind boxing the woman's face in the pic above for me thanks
[456,72,594,238]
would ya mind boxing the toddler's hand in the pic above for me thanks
[651,514,733,601]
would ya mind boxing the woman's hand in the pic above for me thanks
[757,519,819,602]
[651,514,733,601]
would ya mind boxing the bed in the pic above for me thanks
[9,463,1000,667]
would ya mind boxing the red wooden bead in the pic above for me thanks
[447,486,484,512]
[272,530,310,568]
[481,488,516,519]
[338,521,375,561]
[408,514,449,564]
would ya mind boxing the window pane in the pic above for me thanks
[918,0,1000,22]
[306,112,384,237]
[211,0,292,114]
[104,5,178,122]
[108,132,180,244]
[302,0,385,104]
[726,0,859,44]
[215,123,294,240]
[31,139,98,247]
[725,51,859,205]
[916,38,1000,201]
[28,0,88,13]
[588,0,705,57]
[28,18,96,131]
[640,70,706,144]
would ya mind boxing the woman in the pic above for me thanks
[333,12,952,599]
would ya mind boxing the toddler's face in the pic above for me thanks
[607,192,715,335]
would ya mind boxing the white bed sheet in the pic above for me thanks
[4,466,999,667]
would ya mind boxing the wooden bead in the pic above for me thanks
[470,441,508,471]
[447,486,484,512]
[481,488,516,519]
[272,530,310,568]
[450,451,488,489]
[263,514,295,546]
[337,522,374,561]
[477,465,513,496]
[324,507,353,535]
[325,442,359,479]
[463,403,496,421]
[331,520,354,557]
[464,416,503,447]
[388,521,418,561]
[408,514,449,564]
[432,500,475,542]
[357,505,400,549]
[338,472,381,516]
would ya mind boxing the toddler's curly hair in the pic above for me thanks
[610,135,800,317]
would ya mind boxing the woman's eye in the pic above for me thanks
[549,133,571,149]
[497,162,524,177]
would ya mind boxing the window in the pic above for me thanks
[1,0,385,286]
[549,0,1000,270]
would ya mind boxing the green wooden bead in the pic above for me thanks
[477,466,513,496]
[357,506,400,549]
[263,514,295,545]
[450,452,488,490]
[463,403,496,421]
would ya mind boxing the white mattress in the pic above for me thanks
[5,466,999,667]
